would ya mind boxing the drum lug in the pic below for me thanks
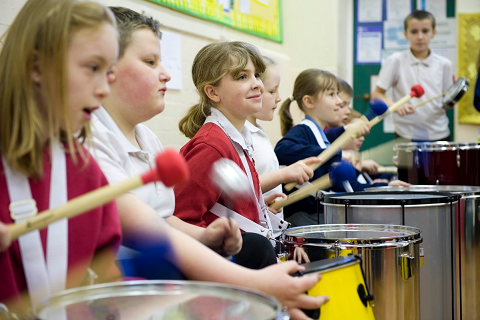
[399,253,415,280]
[357,283,374,307]
[456,150,461,168]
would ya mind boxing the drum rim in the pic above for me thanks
[442,76,469,107]
[35,280,282,317]
[321,191,460,205]
[364,185,480,196]
[394,141,480,152]
[283,223,423,248]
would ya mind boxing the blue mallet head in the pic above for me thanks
[364,98,388,121]
[330,162,357,187]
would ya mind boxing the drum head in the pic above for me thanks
[35,281,281,320]
[365,185,480,196]
[322,191,459,206]
[394,141,480,152]
[442,77,469,108]
[283,224,422,248]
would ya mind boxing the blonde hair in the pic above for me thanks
[179,41,266,139]
[0,0,116,178]
[279,69,338,136]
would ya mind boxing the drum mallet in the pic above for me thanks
[284,100,388,191]
[8,149,189,240]
[369,84,425,127]
[270,162,356,211]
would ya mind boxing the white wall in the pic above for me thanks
[1,0,478,149]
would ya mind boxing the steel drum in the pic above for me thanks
[393,142,480,186]
[366,185,480,320]
[322,191,460,320]
[34,280,282,320]
[283,224,422,320]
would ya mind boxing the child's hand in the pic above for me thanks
[202,217,242,256]
[0,222,12,253]
[281,157,321,185]
[388,180,410,187]
[293,246,310,264]
[345,118,371,137]
[264,192,286,213]
[254,261,329,320]
[396,104,415,116]
[362,159,381,174]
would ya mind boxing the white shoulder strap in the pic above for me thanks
[2,141,68,317]
[300,119,327,149]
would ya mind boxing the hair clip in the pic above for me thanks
[289,95,295,101]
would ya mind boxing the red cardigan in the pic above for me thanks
[174,123,261,229]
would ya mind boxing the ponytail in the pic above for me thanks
[279,69,338,136]
[179,102,211,139]
[279,98,294,136]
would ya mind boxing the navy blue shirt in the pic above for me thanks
[474,72,480,112]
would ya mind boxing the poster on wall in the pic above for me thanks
[147,0,282,43]
[458,13,480,124]
[356,26,383,64]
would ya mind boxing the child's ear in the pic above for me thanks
[302,95,314,109]
[204,84,220,103]
[108,65,117,83]
[31,51,42,84]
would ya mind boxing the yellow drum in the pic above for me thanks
[297,255,375,320]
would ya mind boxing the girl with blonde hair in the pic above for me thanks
[0,0,121,314]
[175,42,286,269]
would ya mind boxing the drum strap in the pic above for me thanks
[300,118,328,149]
[2,140,68,315]
[204,111,288,244]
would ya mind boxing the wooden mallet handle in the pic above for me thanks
[369,84,425,127]
[376,166,398,174]
[271,162,355,210]
[270,175,330,210]
[8,149,188,240]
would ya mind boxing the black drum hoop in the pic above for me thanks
[322,191,459,206]
[442,77,469,108]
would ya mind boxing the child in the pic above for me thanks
[0,0,121,315]
[245,56,319,239]
[275,69,350,226]
[372,10,454,142]
[174,41,287,268]
[89,7,242,268]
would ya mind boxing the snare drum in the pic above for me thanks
[283,224,422,320]
[394,141,480,185]
[35,281,282,320]
[322,192,460,320]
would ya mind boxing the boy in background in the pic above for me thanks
[372,10,454,142]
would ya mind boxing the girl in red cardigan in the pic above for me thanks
[174,42,285,269]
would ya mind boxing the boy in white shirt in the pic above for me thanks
[372,10,454,141]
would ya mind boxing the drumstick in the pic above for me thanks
[8,149,189,240]
[270,162,355,211]
[283,100,388,192]
[369,84,425,127]
[413,91,447,109]
[376,166,398,174]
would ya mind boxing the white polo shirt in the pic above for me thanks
[89,107,175,219]
[245,120,284,237]
[376,49,453,140]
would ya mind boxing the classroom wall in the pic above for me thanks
[0,0,477,150]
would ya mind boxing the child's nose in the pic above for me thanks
[96,75,111,99]
[159,63,171,83]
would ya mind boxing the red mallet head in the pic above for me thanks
[410,84,425,98]
[141,149,189,186]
